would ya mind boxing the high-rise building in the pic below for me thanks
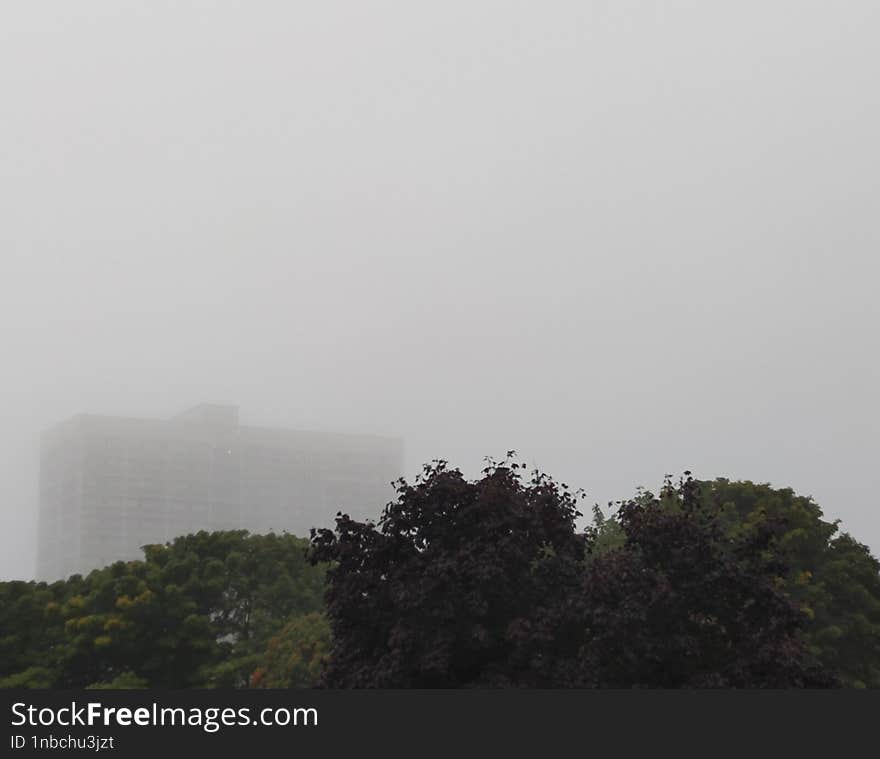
[37,404,404,581]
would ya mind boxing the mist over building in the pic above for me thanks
[37,404,404,581]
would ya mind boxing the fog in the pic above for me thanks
[2,1,878,579]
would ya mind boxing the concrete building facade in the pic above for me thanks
[37,404,404,581]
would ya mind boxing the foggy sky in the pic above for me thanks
[2,1,878,579]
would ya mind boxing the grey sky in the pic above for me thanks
[2,1,878,579]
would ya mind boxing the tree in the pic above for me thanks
[589,477,880,687]
[312,463,835,688]
[309,457,588,687]
[697,479,880,687]
[4,470,874,689]
[0,579,71,687]
[580,474,834,687]
[250,612,331,688]
[0,530,326,688]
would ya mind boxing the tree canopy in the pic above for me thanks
[588,477,880,687]
[580,474,833,687]
[309,461,842,687]
[698,479,880,687]
[309,458,588,687]
[0,531,325,688]
[3,463,879,689]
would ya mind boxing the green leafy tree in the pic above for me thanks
[251,612,331,688]
[698,479,880,687]
[0,530,326,688]
[0,579,72,686]
[85,671,149,689]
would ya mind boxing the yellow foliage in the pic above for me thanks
[115,595,133,609]
[104,617,127,632]
[795,570,813,585]
[133,590,155,605]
